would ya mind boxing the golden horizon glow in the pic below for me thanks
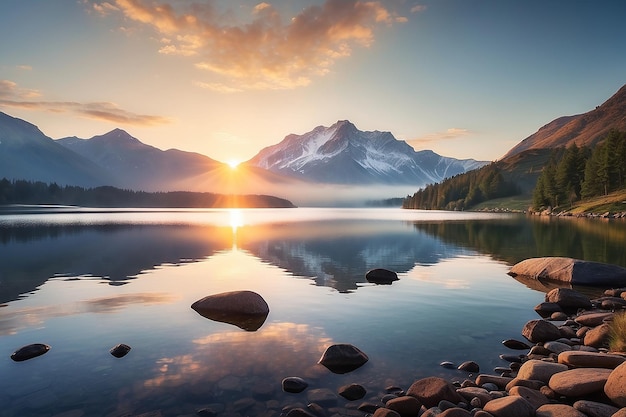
[227,159,240,169]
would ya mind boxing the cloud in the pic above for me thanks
[407,128,472,149]
[411,4,427,13]
[0,79,170,126]
[92,0,407,91]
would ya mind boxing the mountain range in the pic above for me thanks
[1,82,624,206]
[0,113,487,205]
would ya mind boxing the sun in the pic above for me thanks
[227,159,240,169]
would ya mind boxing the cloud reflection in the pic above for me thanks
[0,292,175,335]
[142,322,332,391]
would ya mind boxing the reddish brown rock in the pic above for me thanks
[385,396,422,416]
[536,404,587,417]
[605,361,626,407]
[516,359,568,383]
[406,377,464,408]
[575,312,614,327]
[522,319,562,343]
[558,350,625,369]
[549,368,612,397]
[509,386,549,410]
[584,323,612,348]
[483,396,534,417]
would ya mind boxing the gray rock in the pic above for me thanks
[191,290,269,331]
[318,344,368,374]
[543,341,572,354]
[439,408,472,417]
[534,302,562,318]
[509,257,626,286]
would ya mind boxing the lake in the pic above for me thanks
[1,208,625,417]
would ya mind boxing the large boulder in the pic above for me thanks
[318,344,369,374]
[483,396,535,417]
[558,350,625,369]
[516,359,568,383]
[549,368,612,397]
[605,361,626,407]
[509,257,626,286]
[191,290,269,331]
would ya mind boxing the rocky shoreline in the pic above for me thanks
[264,286,626,417]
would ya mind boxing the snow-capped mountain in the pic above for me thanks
[248,120,487,185]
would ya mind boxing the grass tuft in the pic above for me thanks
[609,311,626,353]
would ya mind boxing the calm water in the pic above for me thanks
[1,208,625,417]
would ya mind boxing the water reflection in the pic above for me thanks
[2,211,626,304]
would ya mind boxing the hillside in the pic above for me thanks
[404,83,626,211]
[504,84,626,158]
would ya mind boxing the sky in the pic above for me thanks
[1,0,625,165]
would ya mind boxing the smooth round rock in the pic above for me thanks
[503,339,531,350]
[282,377,308,393]
[338,383,366,401]
[516,359,568,383]
[318,344,368,374]
[483,396,535,417]
[536,403,587,417]
[549,368,612,397]
[558,350,625,369]
[365,268,399,284]
[10,343,50,362]
[191,290,269,331]
[407,377,464,408]
[458,360,480,373]
[605,361,626,407]
[109,343,131,358]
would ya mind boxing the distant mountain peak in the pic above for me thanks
[249,120,487,185]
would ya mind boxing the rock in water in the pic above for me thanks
[11,343,50,362]
[509,257,626,286]
[366,268,399,284]
[110,343,131,358]
[318,344,369,374]
[191,290,269,331]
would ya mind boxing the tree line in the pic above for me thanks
[0,179,295,208]
[402,163,519,210]
[532,129,626,209]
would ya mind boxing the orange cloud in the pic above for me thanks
[407,128,472,149]
[0,79,170,126]
[93,0,407,91]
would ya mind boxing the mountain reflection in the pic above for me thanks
[2,213,625,303]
